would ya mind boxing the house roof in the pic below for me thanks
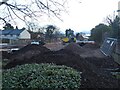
[0,29,24,35]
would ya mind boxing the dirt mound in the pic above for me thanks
[80,49,106,58]
[4,49,82,69]
[85,57,119,68]
[3,42,119,88]
[63,43,85,54]
[63,43,105,58]
[14,44,50,54]
[83,43,100,49]
[44,42,64,51]
[1,51,10,59]
[9,44,50,60]
[4,47,119,88]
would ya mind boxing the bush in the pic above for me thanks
[2,63,82,89]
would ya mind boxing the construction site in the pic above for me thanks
[2,41,120,88]
[1,0,120,89]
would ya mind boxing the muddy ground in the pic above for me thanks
[2,42,120,89]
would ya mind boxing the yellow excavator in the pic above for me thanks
[62,37,76,45]
[62,29,76,44]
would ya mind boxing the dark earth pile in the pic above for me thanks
[83,43,100,49]
[3,43,119,88]
[85,57,118,68]
[12,44,50,54]
[8,44,50,60]
[1,51,10,59]
[63,42,85,54]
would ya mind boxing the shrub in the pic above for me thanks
[2,63,82,89]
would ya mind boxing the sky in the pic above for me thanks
[0,0,120,33]
[48,0,120,33]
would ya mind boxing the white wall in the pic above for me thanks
[0,30,31,40]
[19,30,31,39]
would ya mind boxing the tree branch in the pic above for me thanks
[0,0,69,25]
[0,17,7,23]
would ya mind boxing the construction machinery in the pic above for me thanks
[62,29,76,44]
[62,29,95,45]
[62,37,76,44]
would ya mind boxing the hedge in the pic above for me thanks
[2,63,82,89]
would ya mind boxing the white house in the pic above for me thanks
[0,29,31,40]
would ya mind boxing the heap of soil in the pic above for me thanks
[14,44,50,54]
[63,42,85,54]
[83,43,100,49]
[4,43,119,88]
[44,42,64,51]
[64,43,105,58]
[8,44,50,60]
[85,57,119,68]
[1,51,10,59]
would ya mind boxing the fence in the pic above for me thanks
[1,38,31,45]
[10,39,31,45]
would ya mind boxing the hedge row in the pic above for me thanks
[2,63,82,89]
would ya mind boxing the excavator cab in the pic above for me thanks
[62,29,76,45]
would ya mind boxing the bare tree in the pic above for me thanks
[0,0,69,25]
[105,14,120,38]
[104,11,116,25]
[27,21,39,32]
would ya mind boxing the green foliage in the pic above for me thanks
[110,16,120,39]
[45,25,56,39]
[2,63,82,89]
[90,23,111,44]
[116,74,120,79]
[3,23,14,30]
[65,28,74,37]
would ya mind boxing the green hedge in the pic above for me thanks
[2,63,82,89]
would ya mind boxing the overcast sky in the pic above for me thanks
[0,0,120,33]
[49,0,120,33]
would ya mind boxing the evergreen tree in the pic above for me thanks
[3,23,14,30]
